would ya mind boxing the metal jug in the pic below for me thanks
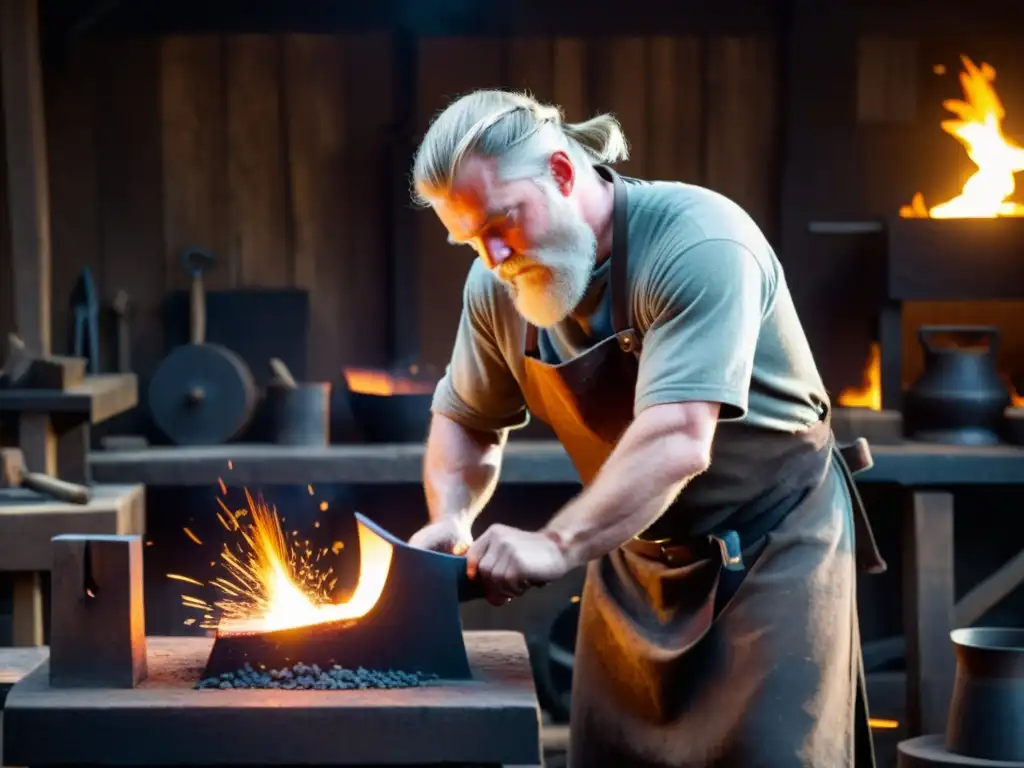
[903,325,1010,445]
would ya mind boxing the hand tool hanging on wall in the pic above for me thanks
[70,268,101,374]
[1,448,92,505]
[147,248,257,446]
[111,290,132,373]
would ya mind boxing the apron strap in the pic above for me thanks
[524,165,633,356]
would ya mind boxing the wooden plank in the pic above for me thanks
[42,41,101,360]
[0,77,11,342]
[341,33,396,368]
[0,646,47,686]
[51,535,147,689]
[552,38,586,121]
[4,633,542,767]
[952,548,1024,629]
[705,36,781,236]
[225,35,291,288]
[647,37,705,184]
[88,441,1024,487]
[94,39,167,382]
[415,37,504,368]
[856,36,919,124]
[10,574,43,646]
[0,484,145,572]
[160,36,230,291]
[283,35,348,382]
[0,0,51,356]
[902,491,956,738]
[505,37,555,104]
[0,373,138,424]
[590,37,649,177]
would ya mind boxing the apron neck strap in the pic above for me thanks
[524,164,631,355]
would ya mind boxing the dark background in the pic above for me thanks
[1,0,1022,649]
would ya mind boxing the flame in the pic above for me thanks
[343,367,434,396]
[837,343,882,411]
[175,490,393,635]
[901,56,1024,219]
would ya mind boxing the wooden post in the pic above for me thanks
[50,535,147,688]
[0,0,54,648]
[903,491,956,736]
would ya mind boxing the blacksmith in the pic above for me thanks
[408,89,886,768]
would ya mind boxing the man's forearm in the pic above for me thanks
[423,413,507,524]
[542,403,717,567]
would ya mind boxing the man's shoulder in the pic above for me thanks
[627,178,769,252]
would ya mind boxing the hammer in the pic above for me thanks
[0,448,92,505]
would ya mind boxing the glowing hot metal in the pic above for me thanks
[201,513,484,680]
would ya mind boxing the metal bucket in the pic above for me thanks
[946,627,1024,762]
[266,382,331,446]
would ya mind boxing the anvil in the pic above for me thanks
[202,513,485,680]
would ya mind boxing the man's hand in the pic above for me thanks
[408,517,474,555]
[466,524,572,606]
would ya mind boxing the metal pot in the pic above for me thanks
[903,325,1010,445]
[945,627,1024,762]
[266,382,331,446]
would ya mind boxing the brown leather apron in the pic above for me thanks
[519,166,886,767]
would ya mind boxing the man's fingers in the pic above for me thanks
[466,534,490,579]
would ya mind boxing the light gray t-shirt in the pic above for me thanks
[432,177,829,437]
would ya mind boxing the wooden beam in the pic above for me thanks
[953,548,1024,629]
[0,0,52,356]
[902,491,956,738]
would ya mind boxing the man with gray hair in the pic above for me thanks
[408,89,885,767]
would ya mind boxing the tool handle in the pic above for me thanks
[181,248,215,345]
[21,472,92,505]
[269,358,298,389]
[189,272,206,345]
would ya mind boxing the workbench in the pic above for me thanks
[3,632,542,767]
[89,439,1024,740]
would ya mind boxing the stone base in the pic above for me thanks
[898,735,1024,767]
[3,633,540,767]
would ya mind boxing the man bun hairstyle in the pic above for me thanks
[411,89,629,206]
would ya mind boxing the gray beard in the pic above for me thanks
[501,203,597,329]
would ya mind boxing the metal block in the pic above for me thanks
[887,217,1024,301]
[50,534,147,688]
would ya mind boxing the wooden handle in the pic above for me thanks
[21,472,92,505]
[269,358,298,388]
[189,271,206,345]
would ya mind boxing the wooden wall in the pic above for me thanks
[0,31,780,388]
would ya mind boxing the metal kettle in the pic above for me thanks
[903,325,1010,445]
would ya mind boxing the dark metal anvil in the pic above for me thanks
[202,513,485,680]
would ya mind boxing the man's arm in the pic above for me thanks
[423,413,506,527]
[420,261,527,530]
[541,238,767,567]
[541,401,717,566]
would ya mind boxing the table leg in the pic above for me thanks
[11,572,43,646]
[902,490,956,737]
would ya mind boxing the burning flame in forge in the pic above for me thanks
[174,491,393,635]
[901,55,1024,219]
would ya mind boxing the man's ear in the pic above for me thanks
[548,151,575,196]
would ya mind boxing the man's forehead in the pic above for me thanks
[433,157,517,239]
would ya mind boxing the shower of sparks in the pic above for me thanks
[174,489,341,631]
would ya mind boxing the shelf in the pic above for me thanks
[88,440,1024,488]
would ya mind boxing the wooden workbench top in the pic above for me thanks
[0,484,145,571]
[0,373,138,424]
[89,439,1024,487]
[3,632,541,766]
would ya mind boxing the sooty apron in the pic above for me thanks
[520,166,887,768]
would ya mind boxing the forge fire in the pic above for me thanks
[171,488,392,635]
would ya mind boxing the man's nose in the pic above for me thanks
[480,236,512,269]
